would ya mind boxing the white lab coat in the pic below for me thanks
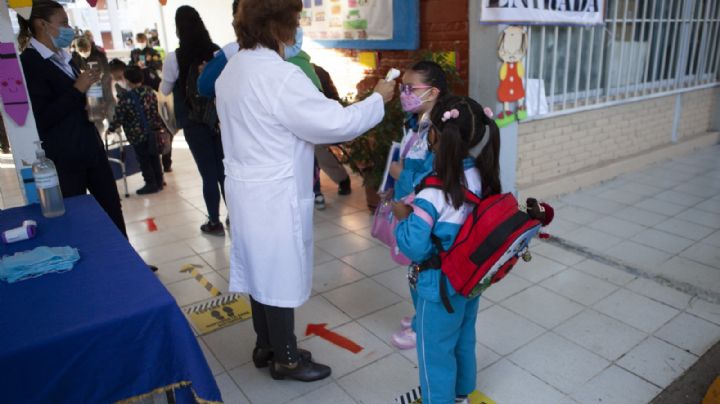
[215,47,384,308]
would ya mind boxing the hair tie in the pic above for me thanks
[441,109,460,122]
[483,107,494,119]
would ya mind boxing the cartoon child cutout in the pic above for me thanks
[496,26,528,128]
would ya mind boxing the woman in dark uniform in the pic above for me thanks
[17,0,126,236]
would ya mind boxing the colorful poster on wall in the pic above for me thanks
[480,0,606,25]
[301,0,393,41]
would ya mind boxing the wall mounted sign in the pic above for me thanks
[480,0,606,25]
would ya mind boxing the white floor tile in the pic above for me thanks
[332,211,374,231]
[501,286,584,329]
[313,221,350,241]
[337,353,417,404]
[570,365,661,404]
[292,382,356,404]
[299,321,393,378]
[202,320,257,371]
[508,332,609,394]
[588,216,647,239]
[702,230,720,247]
[372,266,412,301]
[314,247,335,266]
[316,233,376,259]
[604,241,672,269]
[597,188,646,205]
[184,234,230,255]
[573,259,637,286]
[323,278,402,319]
[540,268,618,306]
[594,289,679,333]
[613,206,669,227]
[555,309,647,361]
[198,339,225,376]
[229,362,331,404]
[564,227,623,252]
[294,295,352,342]
[653,217,715,241]
[475,305,546,355]
[562,192,629,215]
[624,278,693,310]
[554,205,604,225]
[694,198,720,214]
[679,242,720,269]
[129,230,183,252]
[200,246,231,271]
[532,242,585,266]
[687,298,720,326]
[634,198,688,217]
[511,254,568,283]
[481,273,533,303]
[475,359,566,404]
[630,229,695,255]
[617,337,697,388]
[312,259,366,294]
[675,208,720,228]
[138,240,198,265]
[340,245,397,276]
[214,373,250,404]
[655,312,720,356]
[655,257,720,293]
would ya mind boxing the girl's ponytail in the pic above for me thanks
[17,16,33,50]
[475,112,501,197]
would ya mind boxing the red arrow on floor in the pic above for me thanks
[145,218,158,232]
[305,323,363,354]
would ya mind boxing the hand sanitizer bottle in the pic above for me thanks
[32,141,65,218]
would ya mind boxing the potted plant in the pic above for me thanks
[334,52,463,211]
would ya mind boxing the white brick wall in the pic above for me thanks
[517,87,718,187]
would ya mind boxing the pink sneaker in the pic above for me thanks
[400,316,413,329]
[391,328,416,350]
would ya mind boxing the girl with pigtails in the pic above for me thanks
[392,95,501,404]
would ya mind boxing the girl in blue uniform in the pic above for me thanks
[390,61,449,350]
[393,95,501,404]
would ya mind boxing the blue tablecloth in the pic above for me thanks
[0,196,222,404]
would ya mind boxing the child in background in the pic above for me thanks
[107,66,165,195]
[393,95,501,404]
[389,61,449,350]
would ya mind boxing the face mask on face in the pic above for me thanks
[79,51,91,59]
[49,24,75,49]
[283,27,304,60]
[400,88,432,113]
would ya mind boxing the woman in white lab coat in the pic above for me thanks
[216,0,395,382]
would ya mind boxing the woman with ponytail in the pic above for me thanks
[392,95,500,404]
[18,0,126,237]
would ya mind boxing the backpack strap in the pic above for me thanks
[415,175,483,205]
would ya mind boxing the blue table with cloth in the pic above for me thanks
[0,195,222,403]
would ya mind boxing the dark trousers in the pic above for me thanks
[184,123,225,222]
[162,147,172,171]
[250,296,299,365]
[57,157,127,238]
[133,140,163,188]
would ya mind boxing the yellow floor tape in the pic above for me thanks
[469,390,496,404]
[704,376,720,404]
[394,389,495,404]
[184,294,252,335]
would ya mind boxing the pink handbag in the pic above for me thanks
[371,197,411,265]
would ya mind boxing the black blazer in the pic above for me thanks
[20,47,105,170]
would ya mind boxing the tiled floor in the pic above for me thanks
[4,136,720,403]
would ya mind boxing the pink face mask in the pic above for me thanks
[400,84,432,113]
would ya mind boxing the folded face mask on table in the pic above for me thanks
[0,246,80,283]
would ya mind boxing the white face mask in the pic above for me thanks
[79,51,91,59]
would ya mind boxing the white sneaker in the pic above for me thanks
[314,194,326,210]
[455,398,469,404]
[391,327,416,350]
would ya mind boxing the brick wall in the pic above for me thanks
[306,0,469,98]
[516,87,718,188]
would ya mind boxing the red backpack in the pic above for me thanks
[415,176,542,313]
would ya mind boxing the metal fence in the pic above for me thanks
[525,0,720,118]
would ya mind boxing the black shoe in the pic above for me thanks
[136,185,160,195]
[149,265,158,272]
[252,347,312,368]
[163,167,173,173]
[338,177,352,195]
[200,220,225,236]
[225,217,230,228]
[269,357,331,382]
